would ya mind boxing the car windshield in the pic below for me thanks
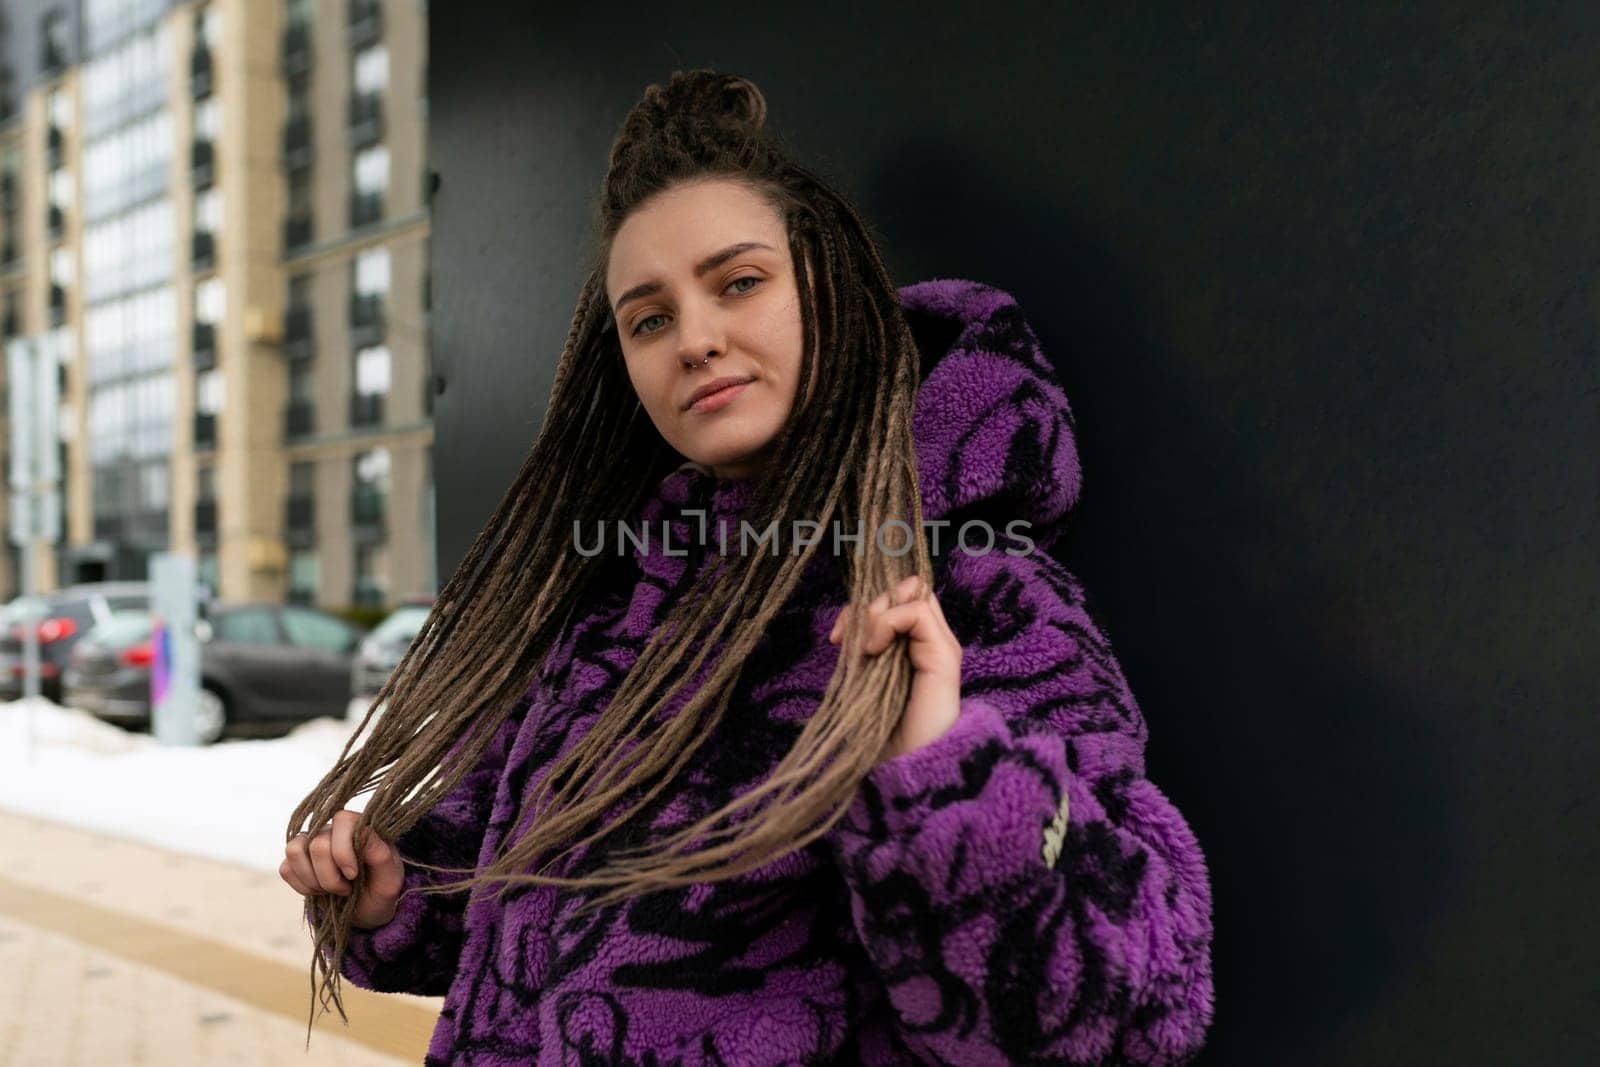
[369,605,429,644]
[87,612,155,647]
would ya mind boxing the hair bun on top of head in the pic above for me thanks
[607,69,769,172]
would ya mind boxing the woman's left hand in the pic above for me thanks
[829,574,963,765]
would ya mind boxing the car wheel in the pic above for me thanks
[194,686,228,745]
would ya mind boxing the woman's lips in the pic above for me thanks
[687,379,751,413]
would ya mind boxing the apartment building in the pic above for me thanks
[0,0,434,612]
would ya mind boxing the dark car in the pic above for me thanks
[61,602,366,744]
[0,581,152,702]
[350,595,435,699]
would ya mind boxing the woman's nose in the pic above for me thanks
[674,299,726,366]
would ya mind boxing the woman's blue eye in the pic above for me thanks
[630,276,763,337]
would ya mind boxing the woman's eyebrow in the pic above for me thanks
[613,241,776,316]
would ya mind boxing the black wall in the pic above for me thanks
[427,5,1599,1062]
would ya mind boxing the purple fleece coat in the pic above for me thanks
[314,279,1215,1064]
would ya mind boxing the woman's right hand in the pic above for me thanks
[281,809,405,930]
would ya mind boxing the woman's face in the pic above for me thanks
[606,179,805,481]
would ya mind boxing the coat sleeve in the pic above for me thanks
[825,550,1214,1064]
[306,692,533,997]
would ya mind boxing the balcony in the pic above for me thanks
[191,138,214,190]
[47,126,62,171]
[281,21,311,77]
[349,189,384,231]
[349,392,384,429]
[194,498,217,537]
[193,321,217,371]
[284,400,314,439]
[347,91,384,150]
[191,45,213,99]
[283,215,312,254]
[347,0,383,49]
[282,113,312,170]
[283,305,313,361]
[192,229,216,272]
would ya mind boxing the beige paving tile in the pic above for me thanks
[0,919,411,1067]
[0,809,441,981]
[0,810,444,1065]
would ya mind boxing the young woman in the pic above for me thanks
[282,70,1214,1064]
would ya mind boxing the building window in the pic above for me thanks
[50,246,73,289]
[196,368,224,415]
[289,460,313,497]
[86,286,176,384]
[195,277,225,323]
[198,5,222,49]
[83,197,175,302]
[288,548,318,606]
[351,446,388,529]
[288,359,314,403]
[49,168,73,212]
[288,166,311,217]
[353,45,388,95]
[354,247,390,297]
[48,87,73,130]
[352,144,389,228]
[194,188,222,234]
[138,459,167,510]
[354,446,389,493]
[194,96,221,141]
[42,10,71,72]
[197,549,218,594]
[286,459,315,541]
[352,542,388,607]
[355,345,390,397]
[354,145,389,195]
[86,371,175,464]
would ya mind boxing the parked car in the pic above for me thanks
[350,595,435,699]
[0,582,152,702]
[61,601,366,744]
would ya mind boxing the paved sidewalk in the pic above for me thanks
[0,810,443,1065]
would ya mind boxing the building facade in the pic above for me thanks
[0,0,434,612]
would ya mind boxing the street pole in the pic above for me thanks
[9,333,61,761]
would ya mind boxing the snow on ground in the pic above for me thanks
[0,696,384,874]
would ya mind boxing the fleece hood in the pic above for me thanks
[899,278,1081,549]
